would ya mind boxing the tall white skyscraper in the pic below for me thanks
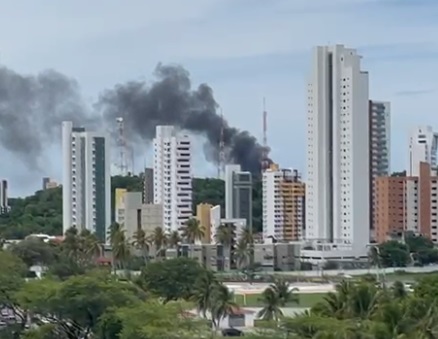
[62,121,111,242]
[305,45,369,253]
[153,126,192,233]
[408,126,438,176]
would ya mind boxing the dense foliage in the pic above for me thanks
[3,235,438,338]
[0,175,263,239]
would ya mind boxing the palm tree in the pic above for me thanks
[80,229,103,260]
[182,218,205,258]
[233,238,251,269]
[182,218,205,244]
[191,272,218,318]
[150,227,167,258]
[168,230,181,249]
[257,287,283,322]
[111,230,131,272]
[132,229,150,264]
[107,222,123,245]
[210,283,237,330]
[215,223,235,269]
[270,279,299,306]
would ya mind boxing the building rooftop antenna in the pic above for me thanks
[116,117,128,176]
[218,107,226,179]
[261,98,271,173]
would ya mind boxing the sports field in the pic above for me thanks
[234,292,326,308]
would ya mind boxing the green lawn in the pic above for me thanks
[234,292,326,308]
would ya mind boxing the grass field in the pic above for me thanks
[234,292,326,308]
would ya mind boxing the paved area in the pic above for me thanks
[224,282,336,294]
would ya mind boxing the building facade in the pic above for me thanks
[224,164,252,230]
[408,126,438,176]
[153,126,192,233]
[369,100,391,239]
[305,45,370,254]
[374,162,438,243]
[0,180,9,214]
[62,121,111,241]
[143,167,154,204]
[196,203,213,243]
[262,165,305,242]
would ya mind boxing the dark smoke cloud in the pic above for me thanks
[0,66,93,166]
[98,63,268,174]
[0,63,268,175]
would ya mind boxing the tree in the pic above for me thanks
[9,237,56,267]
[210,283,237,330]
[182,218,205,244]
[132,229,150,263]
[215,223,235,268]
[191,271,218,318]
[168,230,182,249]
[150,226,168,258]
[17,272,146,338]
[138,257,208,302]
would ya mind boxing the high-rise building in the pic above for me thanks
[374,162,438,243]
[263,164,305,242]
[224,164,252,230]
[153,126,192,233]
[0,180,9,214]
[305,45,369,254]
[62,121,111,242]
[368,100,391,238]
[143,167,154,204]
[408,126,438,176]
[42,177,59,190]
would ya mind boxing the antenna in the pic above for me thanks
[116,117,128,176]
[261,98,271,173]
[218,107,226,179]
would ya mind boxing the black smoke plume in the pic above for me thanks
[98,63,268,174]
[0,63,268,174]
[0,66,93,166]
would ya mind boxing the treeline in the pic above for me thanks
[0,175,263,240]
[3,232,438,337]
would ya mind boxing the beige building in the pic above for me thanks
[114,190,163,240]
[196,203,212,243]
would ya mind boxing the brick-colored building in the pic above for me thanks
[373,162,438,243]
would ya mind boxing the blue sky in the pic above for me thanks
[0,0,437,196]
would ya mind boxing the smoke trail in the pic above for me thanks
[98,63,268,174]
[0,66,93,166]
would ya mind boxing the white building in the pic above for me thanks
[153,125,192,233]
[305,45,370,257]
[209,204,245,244]
[62,121,111,242]
[408,126,438,176]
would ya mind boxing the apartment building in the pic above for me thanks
[62,121,111,241]
[224,164,252,230]
[305,45,369,256]
[262,164,305,242]
[153,126,192,233]
[374,162,438,243]
[143,167,154,204]
[369,100,391,239]
[0,180,9,214]
[408,126,438,176]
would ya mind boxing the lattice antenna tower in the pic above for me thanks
[261,98,271,173]
[218,107,226,179]
[116,117,128,176]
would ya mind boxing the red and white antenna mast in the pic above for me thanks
[116,117,128,176]
[261,98,271,173]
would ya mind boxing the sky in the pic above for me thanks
[0,0,437,197]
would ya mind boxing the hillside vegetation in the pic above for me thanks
[0,175,263,239]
